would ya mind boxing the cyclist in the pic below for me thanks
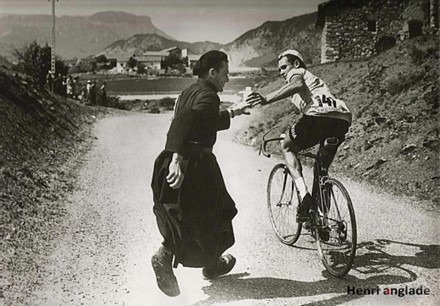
[248,49,352,222]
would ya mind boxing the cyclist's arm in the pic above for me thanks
[263,75,305,105]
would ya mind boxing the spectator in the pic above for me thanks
[61,75,68,97]
[54,73,63,95]
[66,75,73,98]
[85,80,92,103]
[45,70,54,92]
[89,80,97,105]
[72,76,79,99]
[98,82,107,106]
[80,82,88,103]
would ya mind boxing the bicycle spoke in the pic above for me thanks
[267,164,302,245]
[316,178,357,277]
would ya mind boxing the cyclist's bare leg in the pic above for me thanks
[280,134,310,201]
[282,147,302,180]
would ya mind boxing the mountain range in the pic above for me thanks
[99,34,223,58]
[0,12,172,60]
[0,11,322,67]
[223,12,320,67]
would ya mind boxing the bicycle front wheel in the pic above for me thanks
[316,178,357,277]
[267,164,302,245]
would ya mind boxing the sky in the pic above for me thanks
[0,0,328,43]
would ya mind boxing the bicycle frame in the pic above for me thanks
[260,133,337,230]
[261,130,357,277]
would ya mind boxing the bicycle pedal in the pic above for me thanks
[303,221,311,230]
[318,228,330,242]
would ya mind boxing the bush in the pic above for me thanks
[157,97,176,110]
[409,46,425,65]
[384,68,425,95]
[106,96,128,110]
[149,107,160,113]
[13,41,68,89]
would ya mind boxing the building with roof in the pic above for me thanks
[182,48,200,68]
[110,46,200,74]
[114,56,132,73]
[161,47,182,59]
[139,51,169,70]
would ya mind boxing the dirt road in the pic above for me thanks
[29,113,439,305]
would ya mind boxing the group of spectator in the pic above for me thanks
[45,71,107,106]
[79,79,107,106]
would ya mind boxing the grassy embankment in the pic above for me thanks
[0,68,110,303]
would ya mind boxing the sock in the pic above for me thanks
[295,177,309,200]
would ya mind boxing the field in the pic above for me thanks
[105,76,261,95]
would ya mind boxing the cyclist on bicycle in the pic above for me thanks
[248,49,352,222]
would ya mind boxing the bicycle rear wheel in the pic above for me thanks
[267,163,302,245]
[316,178,357,277]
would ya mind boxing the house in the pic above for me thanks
[182,48,200,68]
[114,56,131,73]
[316,0,439,63]
[161,47,182,59]
[140,51,169,70]
[111,46,200,73]
[63,58,79,68]
[107,58,117,69]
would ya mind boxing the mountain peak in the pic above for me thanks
[90,11,152,24]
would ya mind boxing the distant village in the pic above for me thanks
[64,46,200,76]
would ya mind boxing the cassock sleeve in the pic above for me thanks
[193,92,231,132]
[164,111,194,156]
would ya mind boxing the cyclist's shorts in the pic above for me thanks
[286,115,349,152]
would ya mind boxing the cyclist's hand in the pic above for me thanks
[246,92,267,106]
[167,153,184,189]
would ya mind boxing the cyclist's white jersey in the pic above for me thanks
[287,68,352,124]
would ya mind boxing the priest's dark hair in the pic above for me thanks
[193,50,228,77]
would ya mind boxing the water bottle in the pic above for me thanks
[243,86,252,102]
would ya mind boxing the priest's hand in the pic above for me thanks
[167,153,184,189]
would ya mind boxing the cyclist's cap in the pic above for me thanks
[278,49,306,67]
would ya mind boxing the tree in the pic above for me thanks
[13,41,67,89]
[95,54,108,64]
[175,63,186,74]
[127,56,138,69]
[137,62,146,74]
[163,53,184,69]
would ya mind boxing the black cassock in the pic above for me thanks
[151,79,237,268]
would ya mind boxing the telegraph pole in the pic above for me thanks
[49,0,59,74]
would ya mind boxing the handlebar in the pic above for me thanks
[259,134,339,162]
[259,137,283,158]
[259,137,319,160]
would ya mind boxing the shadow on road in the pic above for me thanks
[191,239,439,306]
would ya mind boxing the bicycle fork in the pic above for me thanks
[277,166,293,207]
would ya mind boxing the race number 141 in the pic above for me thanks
[315,94,337,108]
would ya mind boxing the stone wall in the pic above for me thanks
[318,0,434,63]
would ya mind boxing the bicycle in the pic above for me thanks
[259,127,357,277]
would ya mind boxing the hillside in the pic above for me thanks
[0,11,173,60]
[99,33,223,57]
[0,68,109,303]
[235,35,439,207]
[223,12,321,68]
